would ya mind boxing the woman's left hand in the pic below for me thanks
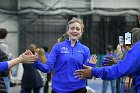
[89,54,97,64]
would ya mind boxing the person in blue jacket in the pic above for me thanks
[0,50,36,73]
[74,28,140,93]
[100,45,117,93]
[33,17,97,93]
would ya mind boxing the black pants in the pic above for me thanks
[52,87,87,93]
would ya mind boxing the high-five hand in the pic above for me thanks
[89,54,97,64]
[19,50,37,64]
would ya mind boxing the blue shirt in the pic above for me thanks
[34,39,95,93]
[91,41,140,92]
[0,62,8,72]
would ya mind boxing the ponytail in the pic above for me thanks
[57,33,68,43]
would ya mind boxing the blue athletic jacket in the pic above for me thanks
[34,39,95,93]
[0,62,8,72]
[91,41,140,92]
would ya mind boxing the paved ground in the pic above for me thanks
[11,78,111,93]
[87,78,111,93]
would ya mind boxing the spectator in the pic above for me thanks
[100,45,117,93]
[20,44,43,93]
[0,28,14,93]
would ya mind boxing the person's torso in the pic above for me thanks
[51,40,89,92]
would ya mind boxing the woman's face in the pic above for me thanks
[67,22,83,41]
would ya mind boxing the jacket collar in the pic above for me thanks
[65,39,80,47]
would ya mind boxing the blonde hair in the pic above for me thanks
[67,17,84,32]
[57,33,68,43]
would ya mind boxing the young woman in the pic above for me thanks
[33,17,97,93]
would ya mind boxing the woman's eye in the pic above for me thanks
[70,27,74,30]
[70,27,80,31]
[76,28,80,31]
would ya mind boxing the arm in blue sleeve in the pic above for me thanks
[0,62,8,72]
[91,42,140,80]
[33,59,51,73]
[83,49,95,67]
[33,44,59,73]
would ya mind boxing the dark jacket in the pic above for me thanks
[21,64,43,88]
[0,50,9,93]
[0,50,9,77]
[0,77,7,93]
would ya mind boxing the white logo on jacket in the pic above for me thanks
[78,50,84,53]
[60,47,69,53]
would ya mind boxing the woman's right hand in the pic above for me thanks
[18,50,37,64]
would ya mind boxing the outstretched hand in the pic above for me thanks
[19,50,37,64]
[74,64,92,79]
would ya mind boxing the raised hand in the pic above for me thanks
[117,44,122,52]
[89,54,97,64]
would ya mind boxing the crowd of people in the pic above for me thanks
[0,17,140,93]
